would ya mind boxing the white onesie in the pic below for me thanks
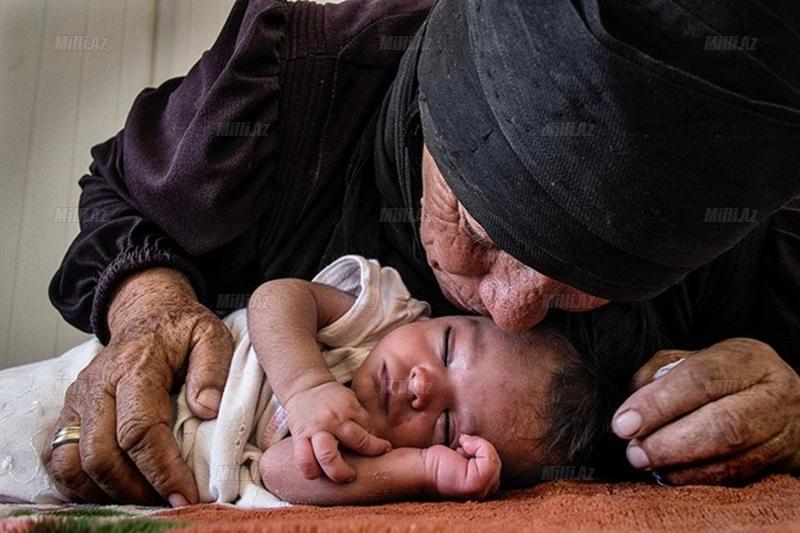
[0,255,429,506]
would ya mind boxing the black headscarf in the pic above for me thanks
[417,0,800,301]
[321,22,461,314]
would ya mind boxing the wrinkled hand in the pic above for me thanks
[613,338,800,485]
[423,435,501,500]
[42,268,234,506]
[283,381,392,483]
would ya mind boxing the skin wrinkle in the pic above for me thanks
[419,145,609,332]
[619,339,800,485]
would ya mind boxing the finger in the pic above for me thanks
[349,403,373,432]
[44,404,111,504]
[660,430,791,486]
[335,420,392,456]
[627,386,784,471]
[293,437,322,480]
[49,444,113,504]
[630,349,694,391]
[459,435,501,498]
[117,373,198,506]
[79,383,162,504]
[311,431,355,483]
[612,355,755,440]
[185,316,234,419]
[458,434,484,457]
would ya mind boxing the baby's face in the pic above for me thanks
[351,316,561,474]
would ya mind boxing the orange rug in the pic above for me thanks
[155,474,800,532]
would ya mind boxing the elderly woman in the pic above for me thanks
[45,0,800,507]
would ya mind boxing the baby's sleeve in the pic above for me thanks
[313,255,431,350]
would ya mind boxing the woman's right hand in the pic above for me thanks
[42,267,234,506]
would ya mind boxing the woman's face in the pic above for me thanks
[419,145,608,332]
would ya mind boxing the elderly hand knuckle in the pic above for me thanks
[645,387,675,420]
[81,449,115,484]
[147,469,173,491]
[49,452,83,485]
[713,409,751,449]
[118,419,161,452]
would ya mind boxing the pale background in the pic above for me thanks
[0,0,340,368]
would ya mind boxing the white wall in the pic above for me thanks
[0,0,237,368]
[1,0,345,369]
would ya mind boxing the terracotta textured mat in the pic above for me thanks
[157,474,800,533]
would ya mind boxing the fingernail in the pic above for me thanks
[197,389,221,413]
[168,493,189,508]
[627,446,650,469]
[613,410,642,438]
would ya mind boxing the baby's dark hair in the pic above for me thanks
[517,303,670,487]
[503,304,655,486]
[536,330,626,480]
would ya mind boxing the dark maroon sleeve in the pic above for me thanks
[48,135,208,343]
[48,0,289,343]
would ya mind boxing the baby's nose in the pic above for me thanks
[408,366,433,410]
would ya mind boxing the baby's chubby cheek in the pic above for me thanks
[370,413,433,449]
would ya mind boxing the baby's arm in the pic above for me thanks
[248,279,354,403]
[261,435,501,505]
[247,279,391,482]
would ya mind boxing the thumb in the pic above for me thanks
[185,315,234,419]
[630,349,696,392]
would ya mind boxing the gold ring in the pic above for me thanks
[51,425,81,450]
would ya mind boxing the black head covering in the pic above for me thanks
[320,22,462,316]
[417,0,800,300]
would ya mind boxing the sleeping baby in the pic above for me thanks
[0,255,606,507]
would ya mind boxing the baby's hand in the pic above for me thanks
[284,381,392,482]
[423,435,501,500]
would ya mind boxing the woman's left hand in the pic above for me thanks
[613,338,800,485]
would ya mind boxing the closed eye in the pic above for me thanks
[441,326,453,446]
[442,326,451,367]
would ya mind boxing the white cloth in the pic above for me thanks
[0,255,429,507]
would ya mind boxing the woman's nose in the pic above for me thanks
[479,272,550,332]
[408,366,434,410]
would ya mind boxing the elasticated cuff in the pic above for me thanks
[90,246,207,344]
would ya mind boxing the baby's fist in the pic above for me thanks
[284,381,391,482]
[423,435,501,500]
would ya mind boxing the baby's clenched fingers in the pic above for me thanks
[292,437,322,480]
[336,420,392,456]
[311,431,355,483]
